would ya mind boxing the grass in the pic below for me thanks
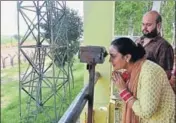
[1,35,37,47]
[1,60,85,123]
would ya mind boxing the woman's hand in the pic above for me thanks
[170,75,176,87]
[112,71,127,92]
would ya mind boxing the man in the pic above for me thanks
[136,10,174,79]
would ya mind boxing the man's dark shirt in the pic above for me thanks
[136,36,174,72]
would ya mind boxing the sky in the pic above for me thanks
[1,1,83,36]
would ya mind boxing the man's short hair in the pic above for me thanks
[156,14,162,23]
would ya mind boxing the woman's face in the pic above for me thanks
[109,45,127,71]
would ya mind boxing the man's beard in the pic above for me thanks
[142,27,158,38]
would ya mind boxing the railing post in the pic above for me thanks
[87,63,96,123]
[57,72,100,123]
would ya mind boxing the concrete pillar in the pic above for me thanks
[80,1,114,123]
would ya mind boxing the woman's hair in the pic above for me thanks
[111,37,146,62]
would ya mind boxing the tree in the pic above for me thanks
[13,34,21,41]
[160,1,175,43]
[41,7,83,67]
[115,1,152,36]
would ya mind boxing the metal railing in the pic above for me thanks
[58,72,101,123]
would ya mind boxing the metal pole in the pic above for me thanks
[87,63,96,123]
[17,1,22,122]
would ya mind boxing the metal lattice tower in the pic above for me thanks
[17,1,73,122]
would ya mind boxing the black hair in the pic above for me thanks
[156,14,162,24]
[111,37,146,62]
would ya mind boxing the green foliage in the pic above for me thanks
[41,7,83,67]
[115,1,174,43]
[160,1,175,43]
[1,35,18,44]
[115,1,152,36]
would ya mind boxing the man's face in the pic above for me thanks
[142,14,159,38]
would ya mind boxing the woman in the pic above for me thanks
[109,37,175,123]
